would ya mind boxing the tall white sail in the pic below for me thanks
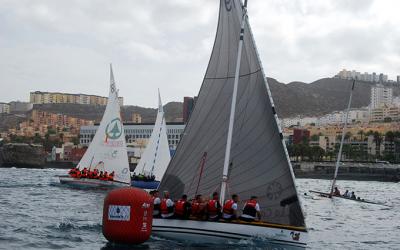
[136,91,171,180]
[77,65,130,184]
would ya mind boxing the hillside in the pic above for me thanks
[2,77,398,131]
[31,102,183,123]
[269,77,400,118]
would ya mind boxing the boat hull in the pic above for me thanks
[152,218,307,248]
[59,176,128,189]
[131,180,160,189]
[308,190,387,206]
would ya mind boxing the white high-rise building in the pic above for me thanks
[370,84,393,109]
[0,103,10,114]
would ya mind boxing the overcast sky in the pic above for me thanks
[1,0,399,107]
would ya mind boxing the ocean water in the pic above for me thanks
[0,168,398,250]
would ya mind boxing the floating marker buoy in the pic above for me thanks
[102,187,153,244]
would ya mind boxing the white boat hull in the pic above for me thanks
[152,218,307,248]
[59,176,128,189]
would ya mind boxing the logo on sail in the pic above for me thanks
[105,118,123,140]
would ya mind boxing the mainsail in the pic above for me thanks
[77,65,130,184]
[136,91,171,180]
[159,0,305,227]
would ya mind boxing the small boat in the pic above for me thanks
[308,190,388,206]
[131,91,170,190]
[59,65,131,188]
[308,79,388,206]
[154,0,307,248]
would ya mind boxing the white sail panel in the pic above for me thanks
[136,91,171,180]
[77,65,130,184]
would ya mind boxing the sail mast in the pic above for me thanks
[219,0,248,205]
[330,79,356,196]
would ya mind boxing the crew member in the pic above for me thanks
[101,171,109,181]
[160,191,174,219]
[93,169,99,179]
[68,167,78,178]
[206,192,221,221]
[223,194,239,221]
[191,194,205,220]
[108,171,115,181]
[81,167,88,178]
[175,194,191,219]
[152,190,161,218]
[343,190,350,198]
[240,196,261,222]
[333,187,341,196]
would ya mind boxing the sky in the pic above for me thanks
[0,0,399,107]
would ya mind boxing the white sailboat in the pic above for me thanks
[152,0,307,247]
[59,65,131,188]
[132,91,171,189]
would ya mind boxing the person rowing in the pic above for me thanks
[333,187,341,196]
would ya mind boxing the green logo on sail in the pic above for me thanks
[105,118,122,139]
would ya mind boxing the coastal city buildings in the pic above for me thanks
[29,91,124,106]
[282,80,399,128]
[80,122,185,149]
[335,69,390,82]
[131,113,142,123]
[370,84,393,109]
[0,103,10,113]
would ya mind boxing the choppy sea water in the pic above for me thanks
[0,168,398,250]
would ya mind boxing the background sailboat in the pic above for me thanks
[59,65,130,187]
[153,0,307,247]
[132,91,171,189]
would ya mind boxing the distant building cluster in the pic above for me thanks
[29,91,124,106]
[4,110,94,141]
[0,102,10,114]
[335,69,399,83]
[282,82,400,128]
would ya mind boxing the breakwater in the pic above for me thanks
[293,162,400,182]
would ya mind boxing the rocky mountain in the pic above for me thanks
[268,77,400,118]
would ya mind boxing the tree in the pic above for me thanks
[357,130,365,141]
[308,146,325,161]
[310,134,319,141]
[373,131,382,158]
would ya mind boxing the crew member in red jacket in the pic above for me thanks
[175,194,191,219]
[222,194,239,221]
[206,192,221,221]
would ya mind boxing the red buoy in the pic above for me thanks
[102,187,153,244]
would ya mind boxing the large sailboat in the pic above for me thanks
[132,91,171,189]
[59,65,131,188]
[152,0,307,247]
